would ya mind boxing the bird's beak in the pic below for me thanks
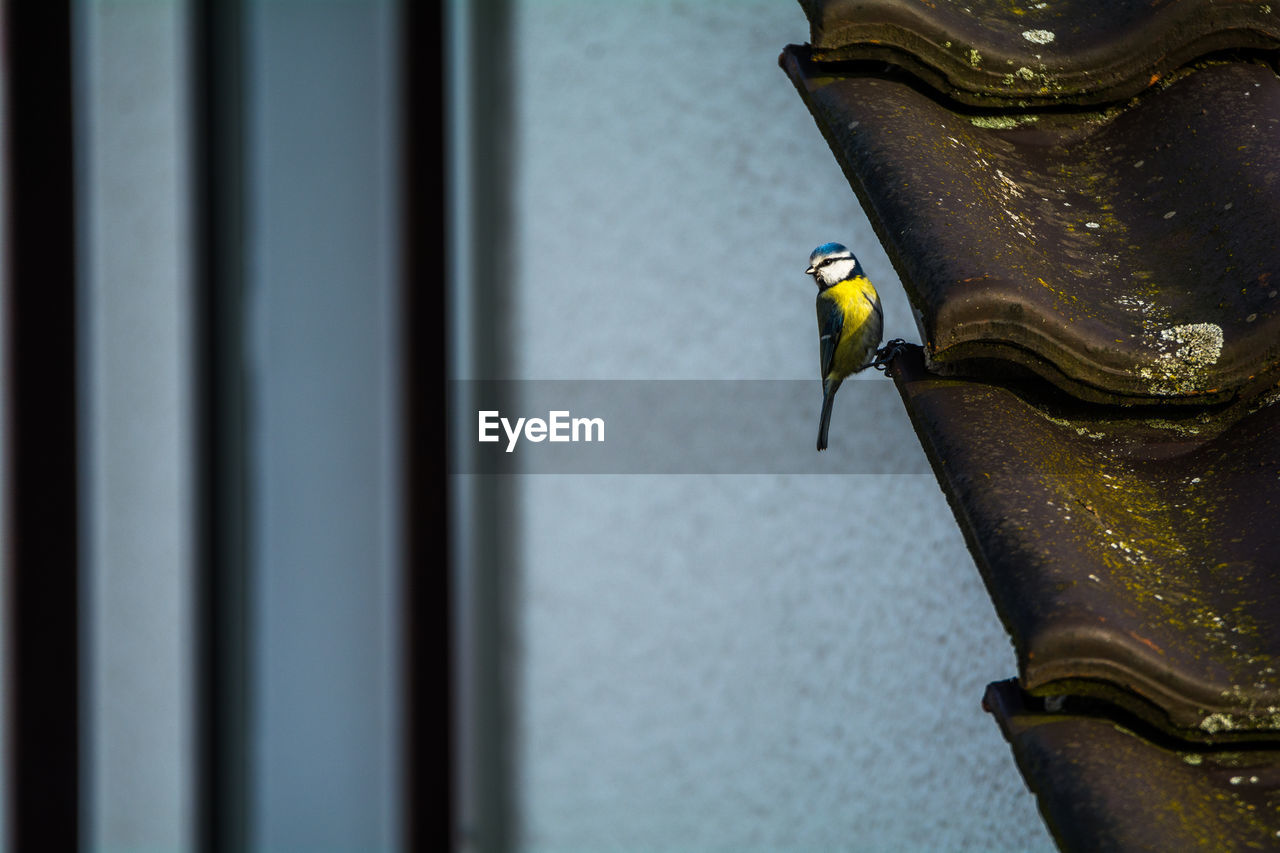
[805,266,815,275]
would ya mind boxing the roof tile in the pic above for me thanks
[781,47,1280,405]
[984,680,1280,851]
[888,345,1280,741]
[799,0,1280,105]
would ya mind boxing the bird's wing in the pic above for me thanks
[866,291,884,350]
[817,294,843,380]
[866,290,883,326]
[858,290,885,371]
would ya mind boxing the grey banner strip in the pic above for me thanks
[449,380,930,474]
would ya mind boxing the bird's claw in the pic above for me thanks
[871,338,910,372]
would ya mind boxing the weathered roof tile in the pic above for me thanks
[984,680,1280,851]
[781,47,1280,405]
[888,345,1280,741]
[788,2,1280,843]
[799,0,1280,105]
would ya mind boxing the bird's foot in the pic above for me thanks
[871,338,909,372]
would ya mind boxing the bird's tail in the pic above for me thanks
[816,380,840,452]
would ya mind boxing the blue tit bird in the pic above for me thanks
[806,242,883,452]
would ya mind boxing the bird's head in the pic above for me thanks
[805,242,862,289]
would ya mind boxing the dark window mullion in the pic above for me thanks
[3,1,81,848]
[402,1,452,849]
[192,0,249,850]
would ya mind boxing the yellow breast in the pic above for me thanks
[826,276,877,328]
[823,276,881,378]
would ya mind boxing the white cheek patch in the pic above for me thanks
[824,257,857,284]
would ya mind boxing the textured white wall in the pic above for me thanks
[511,1,1056,850]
